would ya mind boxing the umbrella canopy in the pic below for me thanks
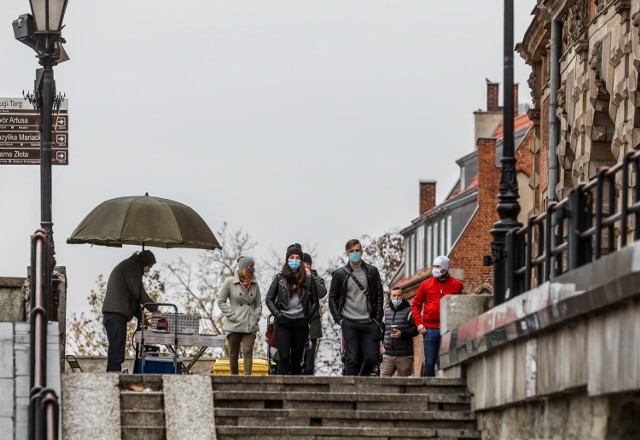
[67,194,221,250]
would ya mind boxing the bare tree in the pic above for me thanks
[161,222,268,358]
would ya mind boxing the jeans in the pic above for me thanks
[227,332,256,375]
[274,316,309,375]
[103,312,129,372]
[304,338,318,375]
[341,318,379,376]
[423,328,441,377]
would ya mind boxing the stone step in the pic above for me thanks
[215,408,476,429]
[120,391,164,410]
[121,408,166,426]
[119,374,164,391]
[213,390,470,411]
[121,426,166,440]
[211,375,468,394]
[215,425,481,439]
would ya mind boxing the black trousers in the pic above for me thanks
[103,312,129,372]
[342,317,379,376]
[274,316,309,375]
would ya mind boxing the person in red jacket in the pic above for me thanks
[411,255,464,376]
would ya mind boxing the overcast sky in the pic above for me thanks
[1,1,535,316]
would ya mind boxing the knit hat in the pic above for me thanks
[237,256,254,270]
[140,250,156,267]
[286,243,303,260]
[302,253,312,265]
[433,255,449,271]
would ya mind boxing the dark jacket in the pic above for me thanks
[328,262,384,324]
[382,299,418,357]
[265,273,319,321]
[308,270,327,339]
[102,255,157,321]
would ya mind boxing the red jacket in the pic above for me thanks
[411,276,463,329]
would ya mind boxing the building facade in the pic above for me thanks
[519,0,640,211]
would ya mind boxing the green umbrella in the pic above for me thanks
[67,194,221,250]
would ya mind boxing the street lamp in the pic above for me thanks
[13,0,69,317]
[489,0,521,305]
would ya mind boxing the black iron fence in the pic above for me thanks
[505,150,640,299]
[29,229,59,440]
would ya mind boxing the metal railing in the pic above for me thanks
[29,229,59,440]
[505,150,640,299]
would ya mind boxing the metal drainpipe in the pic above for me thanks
[548,19,561,202]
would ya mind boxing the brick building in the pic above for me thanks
[392,83,534,298]
[390,82,534,374]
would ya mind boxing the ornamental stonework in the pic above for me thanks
[520,0,640,212]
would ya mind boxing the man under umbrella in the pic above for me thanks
[102,250,158,372]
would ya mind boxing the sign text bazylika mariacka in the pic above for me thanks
[0,97,69,165]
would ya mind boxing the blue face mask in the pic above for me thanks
[248,267,255,275]
[288,259,301,270]
[391,299,403,307]
[348,252,362,263]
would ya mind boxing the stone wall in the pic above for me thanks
[440,239,640,438]
[477,392,640,440]
[0,277,27,322]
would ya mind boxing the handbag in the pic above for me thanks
[265,315,277,348]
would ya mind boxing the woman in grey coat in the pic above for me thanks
[217,256,262,375]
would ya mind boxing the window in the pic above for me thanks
[426,225,432,267]
[440,218,446,255]
[434,222,439,256]
[417,226,425,270]
[405,236,411,277]
[446,215,452,254]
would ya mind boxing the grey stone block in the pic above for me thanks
[0,378,14,417]
[0,333,13,378]
[0,322,13,339]
[62,373,121,440]
[14,344,28,377]
[0,417,13,439]
[164,374,216,440]
[441,294,493,334]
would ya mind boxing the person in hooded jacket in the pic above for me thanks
[266,243,319,375]
[102,250,158,372]
[411,255,464,377]
[217,256,261,375]
[380,287,419,377]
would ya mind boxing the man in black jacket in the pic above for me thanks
[329,238,384,376]
[102,250,158,372]
[380,287,419,377]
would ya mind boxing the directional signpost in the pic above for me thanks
[0,97,68,165]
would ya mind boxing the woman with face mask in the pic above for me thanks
[265,243,319,375]
[217,256,261,375]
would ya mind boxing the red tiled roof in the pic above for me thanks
[493,113,533,139]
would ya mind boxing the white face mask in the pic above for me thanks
[432,268,445,278]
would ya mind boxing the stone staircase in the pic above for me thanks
[212,376,479,439]
[119,375,166,440]
[116,375,479,439]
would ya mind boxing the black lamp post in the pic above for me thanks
[13,0,69,318]
[490,0,521,305]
